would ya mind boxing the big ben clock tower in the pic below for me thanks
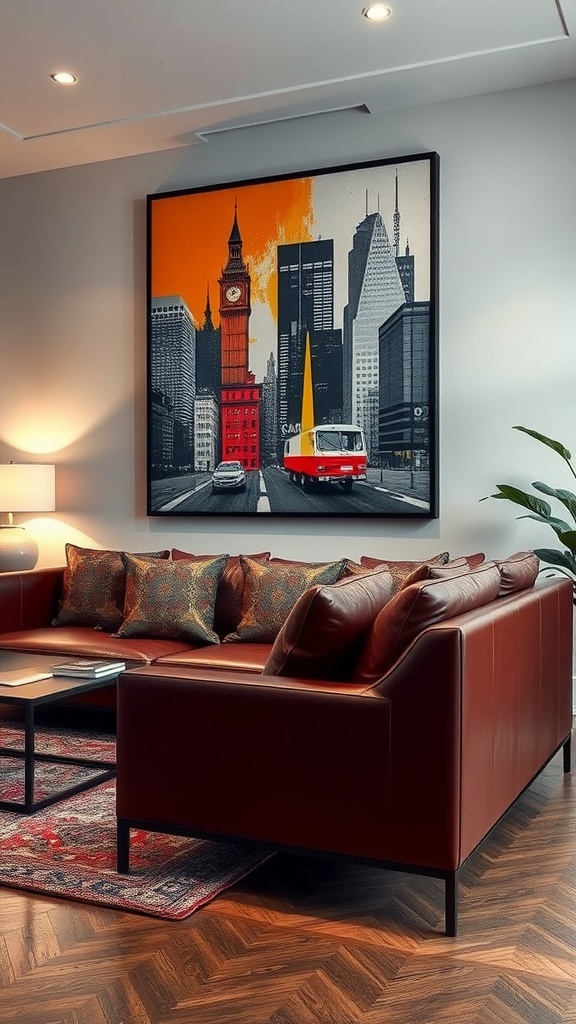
[219,205,251,385]
[218,204,261,472]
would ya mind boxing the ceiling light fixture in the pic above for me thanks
[362,4,392,21]
[50,71,77,85]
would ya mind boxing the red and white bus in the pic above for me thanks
[283,424,367,493]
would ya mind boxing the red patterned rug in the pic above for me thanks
[0,722,274,919]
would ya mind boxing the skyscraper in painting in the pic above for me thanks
[149,295,196,473]
[378,300,431,472]
[343,211,405,462]
[277,239,342,454]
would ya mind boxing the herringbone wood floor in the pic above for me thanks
[1,737,576,1024]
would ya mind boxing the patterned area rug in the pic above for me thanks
[0,722,274,919]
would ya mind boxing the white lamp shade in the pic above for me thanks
[0,463,55,571]
[0,463,55,513]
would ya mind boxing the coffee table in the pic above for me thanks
[0,652,118,813]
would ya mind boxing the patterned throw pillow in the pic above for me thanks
[446,553,485,568]
[171,549,271,638]
[359,553,450,594]
[52,543,170,631]
[224,556,349,643]
[113,553,228,645]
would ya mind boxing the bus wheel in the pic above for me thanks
[299,473,306,489]
[340,479,353,493]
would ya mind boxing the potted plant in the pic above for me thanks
[482,426,576,602]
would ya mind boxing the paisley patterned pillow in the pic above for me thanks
[52,543,170,632]
[171,549,271,638]
[360,553,450,595]
[113,553,228,645]
[224,555,348,643]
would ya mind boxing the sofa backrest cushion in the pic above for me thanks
[495,550,539,595]
[264,566,395,680]
[171,549,271,638]
[359,552,450,594]
[430,550,538,596]
[113,553,228,645]
[354,561,502,685]
[52,543,170,632]
[224,555,348,644]
[444,552,486,568]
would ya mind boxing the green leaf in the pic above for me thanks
[558,530,576,554]
[516,513,573,536]
[534,547,576,574]
[487,484,552,518]
[532,482,576,522]
[513,425,573,463]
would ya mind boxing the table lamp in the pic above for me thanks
[0,462,56,571]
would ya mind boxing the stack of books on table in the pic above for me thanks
[51,658,126,679]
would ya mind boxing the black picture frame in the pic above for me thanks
[147,151,439,518]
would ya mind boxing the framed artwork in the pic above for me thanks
[147,150,439,518]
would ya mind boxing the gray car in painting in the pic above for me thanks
[211,460,246,493]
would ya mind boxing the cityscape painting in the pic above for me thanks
[147,151,439,518]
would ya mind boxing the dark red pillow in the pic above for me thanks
[495,551,539,595]
[355,562,502,684]
[264,567,394,680]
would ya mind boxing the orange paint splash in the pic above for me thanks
[150,177,314,328]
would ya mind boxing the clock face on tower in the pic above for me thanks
[225,285,242,303]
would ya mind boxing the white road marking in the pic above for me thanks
[372,486,430,510]
[159,480,210,511]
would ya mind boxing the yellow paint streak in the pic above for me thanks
[301,332,315,445]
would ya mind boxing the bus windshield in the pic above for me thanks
[316,430,363,453]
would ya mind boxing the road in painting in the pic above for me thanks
[147,154,438,518]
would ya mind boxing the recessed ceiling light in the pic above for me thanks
[50,71,77,85]
[362,4,392,21]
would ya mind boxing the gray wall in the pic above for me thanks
[0,79,574,569]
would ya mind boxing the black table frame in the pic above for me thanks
[0,672,117,813]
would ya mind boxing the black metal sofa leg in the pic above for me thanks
[445,871,458,936]
[564,733,572,774]
[117,819,130,874]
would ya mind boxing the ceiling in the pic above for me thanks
[1,0,575,181]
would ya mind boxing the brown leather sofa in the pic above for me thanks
[0,556,572,935]
[114,569,573,936]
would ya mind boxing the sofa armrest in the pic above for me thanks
[0,567,64,633]
[116,650,464,871]
[116,665,393,860]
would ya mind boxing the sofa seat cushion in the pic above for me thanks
[264,566,395,681]
[355,562,502,684]
[0,627,194,664]
[156,643,273,673]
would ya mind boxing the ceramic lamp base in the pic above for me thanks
[0,525,39,572]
